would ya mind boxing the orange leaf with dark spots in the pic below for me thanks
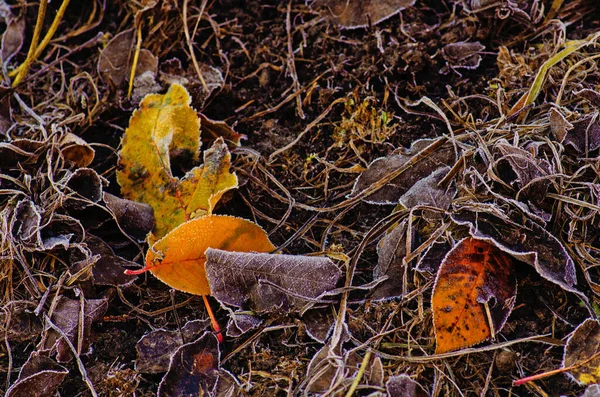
[432,237,517,354]
[127,215,275,296]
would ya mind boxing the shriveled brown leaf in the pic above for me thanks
[372,219,410,300]
[225,310,263,338]
[302,308,335,343]
[205,249,341,313]
[157,332,240,397]
[43,296,108,362]
[1,15,24,66]
[549,107,573,143]
[6,351,68,397]
[0,301,43,342]
[64,168,106,211]
[60,133,95,168]
[103,192,154,240]
[136,319,210,373]
[399,165,456,211]
[386,374,427,397]
[350,139,456,204]
[70,234,138,287]
[440,41,485,74]
[313,0,417,29]
[563,319,600,385]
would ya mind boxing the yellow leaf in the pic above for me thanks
[116,84,238,238]
[130,215,275,296]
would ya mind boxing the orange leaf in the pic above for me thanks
[132,215,275,296]
[432,237,516,354]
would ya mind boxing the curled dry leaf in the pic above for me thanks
[350,139,456,204]
[117,83,238,238]
[302,309,336,343]
[64,168,106,211]
[549,107,573,143]
[398,165,456,211]
[225,310,263,338]
[565,114,600,154]
[42,296,108,362]
[494,139,552,204]
[440,41,485,75]
[1,15,24,67]
[386,374,427,397]
[432,237,517,354]
[563,319,600,385]
[372,219,410,300]
[136,319,210,373]
[0,301,43,342]
[158,332,240,397]
[60,133,95,168]
[313,0,417,29]
[199,113,245,147]
[205,249,341,312]
[137,215,275,296]
[103,192,154,240]
[70,234,138,287]
[5,351,69,397]
[452,205,578,292]
[0,139,43,167]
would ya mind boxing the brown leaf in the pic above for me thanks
[225,310,263,338]
[302,309,336,343]
[136,319,210,373]
[440,41,485,74]
[1,15,24,66]
[565,114,600,153]
[102,192,154,240]
[0,139,43,167]
[6,351,68,397]
[70,235,138,287]
[386,375,427,397]
[350,139,456,205]
[199,113,245,147]
[563,319,600,385]
[0,301,43,342]
[43,296,108,362]
[157,332,237,397]
[60,133,95,168]
[398,165,456,211]
[372,219,410,300]
[97,28,135,86]
[205,249,341,313]
[313,0,416,29]
[432,237,517,353]
[64,168,106,211]
[549,107,573,143]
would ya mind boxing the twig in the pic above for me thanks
[12,0,48,86]
[345,349,371,397]
[183,0,208,91]
[127,25,143,99]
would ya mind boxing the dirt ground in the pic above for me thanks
[2,0,600,396]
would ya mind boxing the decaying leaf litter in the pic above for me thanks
[1,0,600,396]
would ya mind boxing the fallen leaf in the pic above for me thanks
[117,83,238,238]
[452,204,578,292]
[372,219,410,300]
[549,107,573,143]
[440,41,485,75]
[205,249,341,312]
[136,319,210,373]
[199,113,245,147]
[350,139,455,205]
[386,374,427,397]
[494,139,553,204]
[1,15,24,67]
[0,139,43,167]
[582,385,600,397]
[564,319,600,385]
[367,356,384,387]
[103,192,155,240]
[225,310,263,338]
[432,237,517,354]
[64,168,106,211]
[60,133,95,168]
[6,351,68,397]
[398,165,456,211]
[0,301,43,342]
[43,296,108,362]
[157,332,241,397]
[70,234,138,287]
[564,114,600,154]
[140,215,275,296]
[313,0,416,29]
[302,309,336,343]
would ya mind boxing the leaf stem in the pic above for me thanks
[12,0,48,86]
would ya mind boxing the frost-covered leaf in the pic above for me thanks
[494,139,552,204]
[117,83,238,238]
[103,192,154,240]
[452,205,578,292]
[386,375,427,397]
[549,107,573,143]
[440,41,485,74]
[564,319,600,385]
[0,301,42,342]
[1,15,24,66]
[302,309,336,343]
[313,0,416,29]
[372,219,409,300]
[136,215,275,296]
[350,139,455,204]
[70,234,138,287]
[6,351,68,397]
[157,332,239,397]
[564,114,600,153]
[43,296,108,362]
[136,319,210,373]
[205,249,341,312]
[64,168,106,211]
[60,133,95,168]
[399,165,456,210]
[432,237,517,353]
[225,310,263,338]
